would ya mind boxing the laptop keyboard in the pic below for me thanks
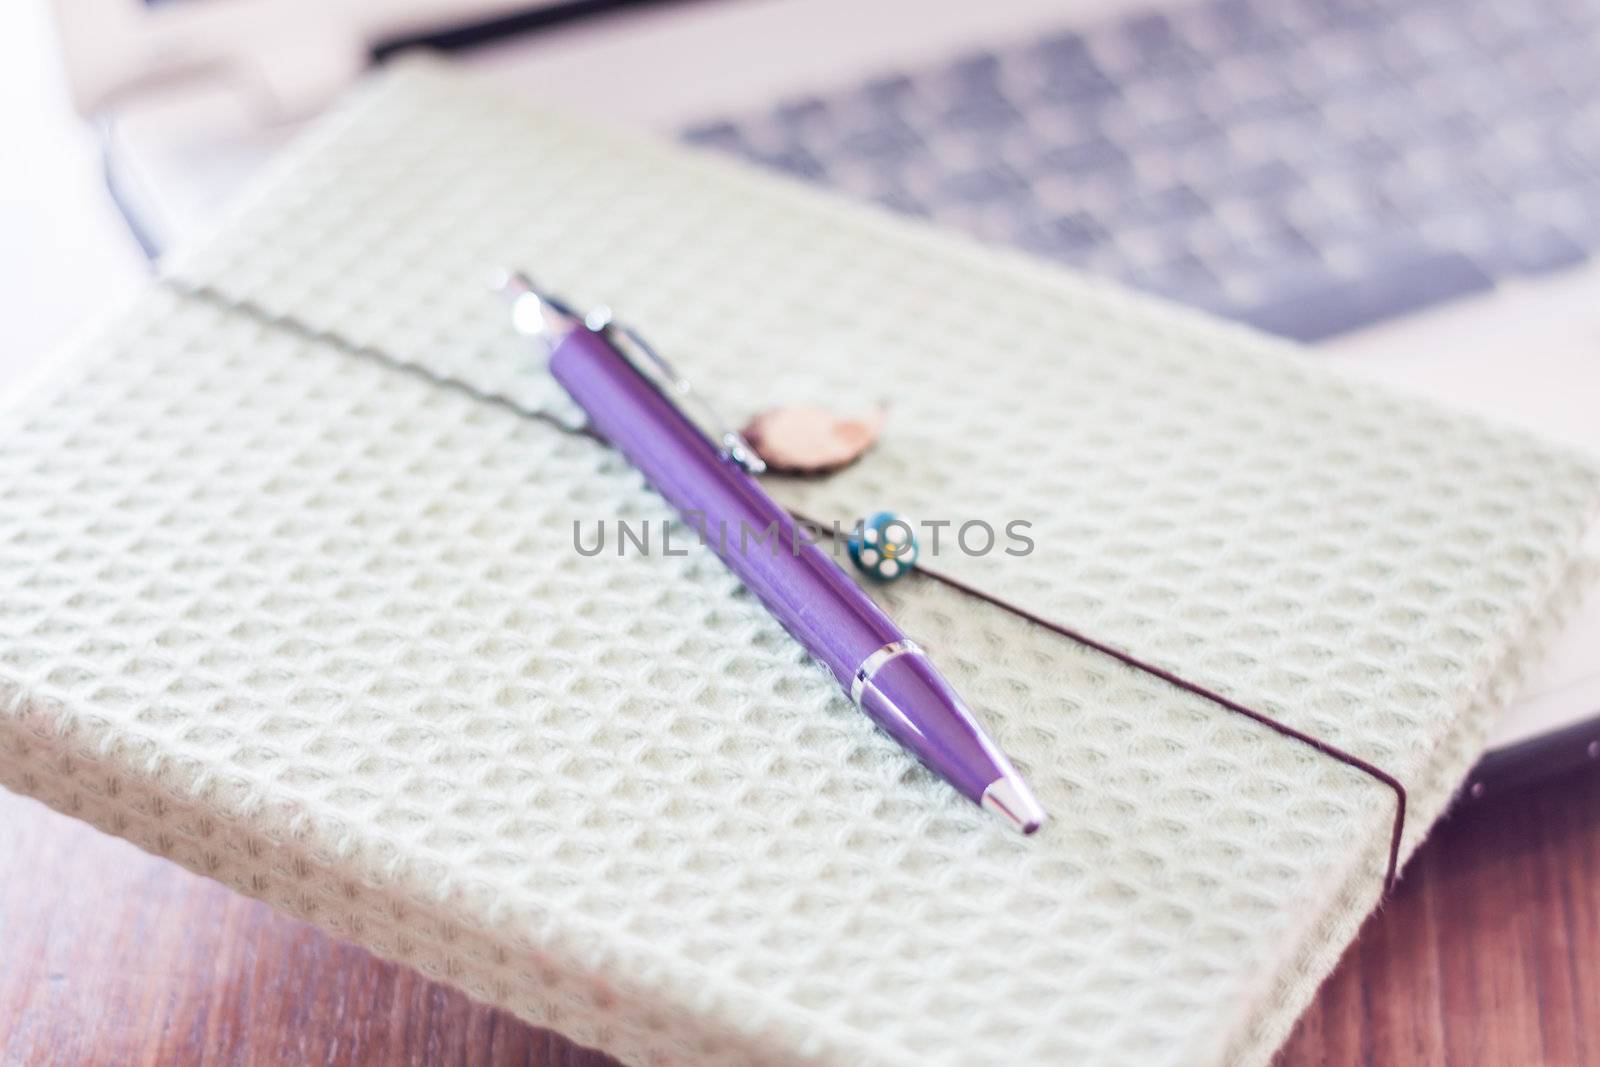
[683,0,1600,341]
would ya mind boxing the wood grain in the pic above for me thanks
[1,771,1596,1067]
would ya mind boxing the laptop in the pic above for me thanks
[51,0,1600,796]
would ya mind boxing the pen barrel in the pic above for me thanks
[552,327,898,676]
[549,327,1010,803]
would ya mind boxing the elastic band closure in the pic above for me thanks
[903,560,1407,893]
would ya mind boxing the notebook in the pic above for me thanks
[2,57,1596,1067]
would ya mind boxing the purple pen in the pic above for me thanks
[498,272,1045,834]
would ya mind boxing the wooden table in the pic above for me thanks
[2,770,1596,1066]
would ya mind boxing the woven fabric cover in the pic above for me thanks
[3,60,1597,1067]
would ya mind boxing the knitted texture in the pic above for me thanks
[3,59,1597,1066]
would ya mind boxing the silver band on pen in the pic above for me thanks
[850,640,925,705]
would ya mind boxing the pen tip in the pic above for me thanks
[981,775,1047,836]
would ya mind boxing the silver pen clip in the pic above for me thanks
[498,271,766,475]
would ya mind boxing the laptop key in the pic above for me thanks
[1474,226,1589,276]
[1018,211,1110,257]
[1029,33,1120,103]
[1243,249,1494,341]
[1031,135,1130,176]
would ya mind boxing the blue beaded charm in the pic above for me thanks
[849,511,918,582]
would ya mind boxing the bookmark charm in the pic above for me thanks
[741,405,885,474]
[850,511,918,582]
